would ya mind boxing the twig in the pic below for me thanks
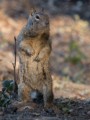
[13,36,18,94]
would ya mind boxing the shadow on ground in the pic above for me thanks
[0,98,90,120]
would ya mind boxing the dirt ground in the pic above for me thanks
[0,0,90,120]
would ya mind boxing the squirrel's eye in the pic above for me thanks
[35,15,40,21]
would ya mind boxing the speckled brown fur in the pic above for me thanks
[17,9,53,107]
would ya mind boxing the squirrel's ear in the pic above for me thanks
[31,8,36,16]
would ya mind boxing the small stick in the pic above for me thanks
[13,36,18,94]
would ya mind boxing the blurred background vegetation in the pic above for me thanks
[0,0,90,99]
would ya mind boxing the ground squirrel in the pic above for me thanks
[17,9,53,107]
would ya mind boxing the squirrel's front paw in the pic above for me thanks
[19,46,34,56]
[26,48,32,56]
[33,56,40,62]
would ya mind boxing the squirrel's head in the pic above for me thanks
[24,9,49,38]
